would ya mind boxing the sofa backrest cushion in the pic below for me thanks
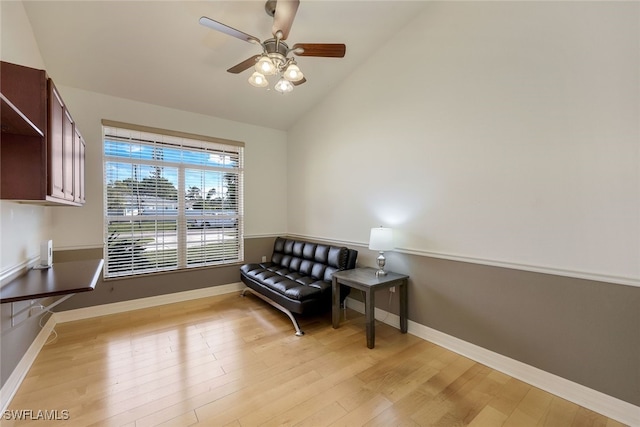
[271,237,350,282]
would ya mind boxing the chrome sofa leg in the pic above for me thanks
[241,287,305,336]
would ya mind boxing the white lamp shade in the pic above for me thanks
[274,77,294,93]
[248,71,268,88]
[369,227,394,251]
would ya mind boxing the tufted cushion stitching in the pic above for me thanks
[271,253,283,265]
[273,237,285,253]
[284,239,294,254]
[296,276,315,286]
[314,245,328,263]
[280,255,292,268]
[289,257,302,272]
[293,241,304,257]
[323,266,339,282]
[299,259,313,275]
[311,263,326,280]
[302,243,317,260]
[327,247,346,268]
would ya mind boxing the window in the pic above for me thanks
[102,121,244,278]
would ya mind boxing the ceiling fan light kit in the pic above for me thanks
[200,0,345,94]
[283,62,303,82]
[248,45,305,92]
[274,77,294,93]
[248,71,269,88]
[255,55,277,76]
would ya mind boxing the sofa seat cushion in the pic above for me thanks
[241,262,331,301]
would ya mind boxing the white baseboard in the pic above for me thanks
[345,297,639,427]
[0,282,246,412]
[0,315,57,413]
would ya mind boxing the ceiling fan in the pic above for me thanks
[199,0,346,93]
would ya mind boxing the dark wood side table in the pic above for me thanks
[332,267,409,349]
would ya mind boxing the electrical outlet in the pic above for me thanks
[389,286,395,293]
[261,255,267,263]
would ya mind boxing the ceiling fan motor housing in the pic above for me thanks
[264,39,288,55]
[264,39,290,67]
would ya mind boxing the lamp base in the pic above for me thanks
[375,252,387,276]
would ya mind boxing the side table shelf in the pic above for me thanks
[332,267,409,349]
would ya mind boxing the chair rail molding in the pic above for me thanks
[287,233,639,288]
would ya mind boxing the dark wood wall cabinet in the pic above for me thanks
[1,61,85,206]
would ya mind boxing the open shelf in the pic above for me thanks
[0,259,103,304]
[0,93,44,137]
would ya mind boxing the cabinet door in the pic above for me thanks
[74,128,86,204]
[48,82,65,199]
[63,108,74,201]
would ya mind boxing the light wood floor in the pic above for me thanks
[4,291,626,427]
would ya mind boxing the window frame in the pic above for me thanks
[102,120,244,279]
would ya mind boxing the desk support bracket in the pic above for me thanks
[6,293,74,331]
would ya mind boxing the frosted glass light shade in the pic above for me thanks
[283,63,304,82]
[248,72,268,88]
[274,77,294,93]
[255,56,276,75]
[369,227,394,251]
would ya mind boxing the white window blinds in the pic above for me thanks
[103,121,244,278]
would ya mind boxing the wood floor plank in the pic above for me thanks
[260,377,365,427]
[486,377,531,418]
[468,405,509,427]
[239,352,376,426]
[539,396,579,426]
[329,394,393,426]
[293,401,349,427]
[4,292,627,427]
[514,386,555,423]
[572,406,612,427]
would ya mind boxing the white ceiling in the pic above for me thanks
[22,1,427,131]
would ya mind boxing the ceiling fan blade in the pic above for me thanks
[292,77,307,86]
[291,43,346,58]
[272,0,299,40]
[227,55,261,74]
[199,16,261,45]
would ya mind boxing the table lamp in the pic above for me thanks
[369,227,394,276]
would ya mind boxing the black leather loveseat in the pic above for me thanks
[240,237,358,336]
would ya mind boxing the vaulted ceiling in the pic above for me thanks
[22,1,427,130]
